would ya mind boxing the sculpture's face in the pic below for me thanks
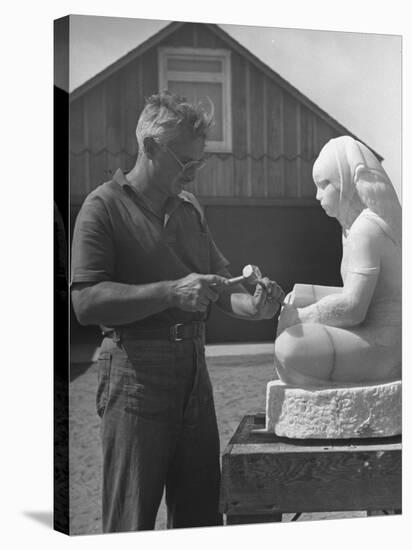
[315,179,340,217]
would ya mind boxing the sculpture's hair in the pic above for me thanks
[135,90,214,153]
[354,165,401,239]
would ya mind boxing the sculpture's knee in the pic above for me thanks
[274,323,335,384]
[274,325,305,369]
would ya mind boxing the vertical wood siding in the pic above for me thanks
[229,52,249,197]
[283,93,299,198]
[193,23,227,49]
[70,23,346,203]
[266,78,284,197]
[250,64,265,197]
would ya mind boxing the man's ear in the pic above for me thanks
[143,137,158,159]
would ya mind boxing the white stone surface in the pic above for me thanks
[274,136,402,387]
[266,379,401,439]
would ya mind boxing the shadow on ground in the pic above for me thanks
[23,511,53,529]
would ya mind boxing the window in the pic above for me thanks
[158,47,232,152]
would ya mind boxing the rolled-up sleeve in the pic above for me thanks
[71,195,115,284]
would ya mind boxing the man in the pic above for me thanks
[71,91,283,532]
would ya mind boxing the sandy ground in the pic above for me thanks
[68,347,365,536]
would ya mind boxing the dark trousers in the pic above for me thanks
[96,335,222,532]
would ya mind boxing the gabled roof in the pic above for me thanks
[70,21,382,160]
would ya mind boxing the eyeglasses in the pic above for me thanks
[163,144,207,177]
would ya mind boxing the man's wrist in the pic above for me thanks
[164,280,178,308]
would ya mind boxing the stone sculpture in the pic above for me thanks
[266,136,401,438]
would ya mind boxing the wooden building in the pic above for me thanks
[69,21,382,343]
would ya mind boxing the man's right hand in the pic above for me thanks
[170,273,229,312]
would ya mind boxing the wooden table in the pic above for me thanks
[220,414,401,525]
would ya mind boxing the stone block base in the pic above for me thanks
[265,379,401,439]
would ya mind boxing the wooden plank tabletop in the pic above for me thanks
[227,414,402,454]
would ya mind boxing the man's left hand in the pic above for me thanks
[252,278,285,320]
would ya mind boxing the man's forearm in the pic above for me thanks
[72,280,175,326]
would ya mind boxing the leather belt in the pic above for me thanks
[102,322,205,343]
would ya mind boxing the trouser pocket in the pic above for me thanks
[121,339,178,424]
[96,350,112,418]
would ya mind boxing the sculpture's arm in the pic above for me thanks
[288,283,343,308]
[296,225,381,328]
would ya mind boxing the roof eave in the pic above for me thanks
[69,20,180,102]
[204,24,383,162]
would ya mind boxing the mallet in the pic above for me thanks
[222,264,285,305]
[225,264,265,286]
[211,264,285,304]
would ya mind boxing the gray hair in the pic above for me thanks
[135,90,214,153]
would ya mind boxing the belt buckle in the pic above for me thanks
[170,323,184,342]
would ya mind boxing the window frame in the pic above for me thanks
[158,47,232,153]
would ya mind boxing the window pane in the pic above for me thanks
[168,81,223,141]
[168,57,222,73]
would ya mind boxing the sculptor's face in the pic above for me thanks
[152,135,206,197]
[315,179,340,217]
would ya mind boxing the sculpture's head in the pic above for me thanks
[312,136,401,238]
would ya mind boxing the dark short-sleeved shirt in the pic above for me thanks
[71,169,229,329]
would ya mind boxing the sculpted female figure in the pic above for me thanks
[275,136,401,386]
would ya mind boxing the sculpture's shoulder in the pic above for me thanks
[349,210,388,246]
